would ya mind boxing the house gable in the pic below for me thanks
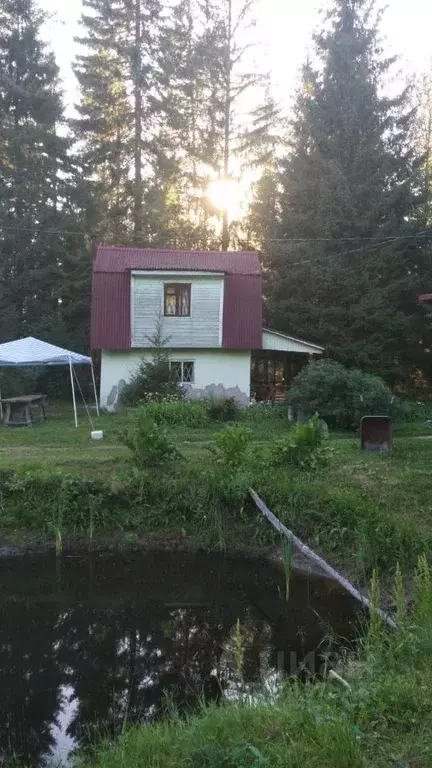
[91,246,262,351]
[131,271,224,348]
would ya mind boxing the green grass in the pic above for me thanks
[0,403,292,475]
[0,403,429,475]
[77,558,432,768]
[0,403,430,579]
[1,406,431,766]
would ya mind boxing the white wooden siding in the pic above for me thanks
[131,275,223,348]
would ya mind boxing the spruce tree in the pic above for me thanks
[0,0,89,347]
[73,0,163,245]
[268,0,429,385]
[73,0,132,244]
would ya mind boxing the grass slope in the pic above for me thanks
[0,404,430,578]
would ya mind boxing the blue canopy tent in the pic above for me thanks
[0,337,99,427]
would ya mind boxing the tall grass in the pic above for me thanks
[281,536,293,600]
[138,400,209,427]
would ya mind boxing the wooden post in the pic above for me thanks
[249,488,396,630]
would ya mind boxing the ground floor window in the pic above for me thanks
[170,360,195,383]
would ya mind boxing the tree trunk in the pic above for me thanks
[221,0,232,251]
[133,0,143,243]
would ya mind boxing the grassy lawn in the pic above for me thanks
[0,403,430,579]
[0,404,430,535]
[0,404,294,475]
[0,401,429,470]
[0,405,129,477]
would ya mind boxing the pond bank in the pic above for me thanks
[0,532,331,581]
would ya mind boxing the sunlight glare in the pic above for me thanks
[207,178,241,216]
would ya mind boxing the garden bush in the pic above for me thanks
[139,399,208,427]
[119,411,182,468]
[391,397,432,424]
[270,414,332,471]
[211,424,250,471]
[207,397,239,422]
[287,360,393,430]
[121,322,184,405]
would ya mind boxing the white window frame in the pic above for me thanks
[170,360,195,384]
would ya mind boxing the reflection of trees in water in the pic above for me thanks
[0,602,62,766]
[0,552,320,766]
[0,595,270,765]
[58,600,256,748]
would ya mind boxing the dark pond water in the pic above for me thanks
[0,550,361,766]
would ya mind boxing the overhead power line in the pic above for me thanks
[272,230,432,243]
[278,232,430,267]
[0,224,90,237]
[0,224,430,265]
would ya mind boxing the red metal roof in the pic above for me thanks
[91,245,262,350]
[93,245,261,275]
[418,293,432,304]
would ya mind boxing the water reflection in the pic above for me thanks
[0,551,360,766]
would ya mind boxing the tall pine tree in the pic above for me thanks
[267,0,430,385]
[73,0,163,245]
[0,0,90,349]
[156,0,275,249]
[73,0,132,244]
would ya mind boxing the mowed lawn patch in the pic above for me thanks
[0,404,130,475]
[0,405,291,475]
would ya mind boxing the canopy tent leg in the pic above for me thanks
[91,361,100,417]
[69,357,78,428]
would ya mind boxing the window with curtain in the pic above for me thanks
[164,284,191,316]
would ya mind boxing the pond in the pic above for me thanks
[0,550,361,766]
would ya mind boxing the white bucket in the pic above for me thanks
[91,430,104,440]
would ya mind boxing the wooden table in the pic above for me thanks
[1,394,47,426]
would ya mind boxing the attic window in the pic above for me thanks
[164,283,191,317]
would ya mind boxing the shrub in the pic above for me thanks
[119,410,182,468]
[391,398,432,424]
[211,424,250,470]
[287,360,393,430]
[121,321,184,405]
[207,397,239,422]
[139,400,208,427]
[270,414,332,470]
